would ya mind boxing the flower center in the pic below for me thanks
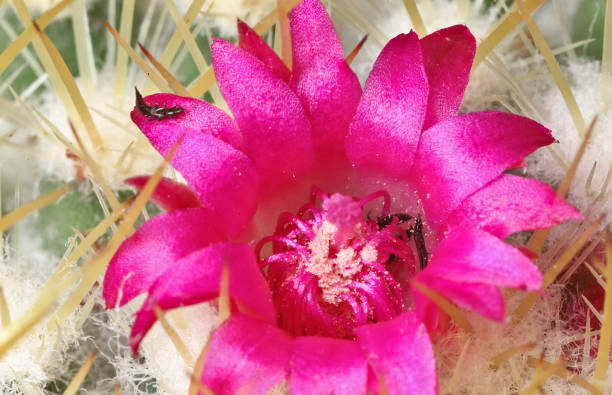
[255,188,425,338]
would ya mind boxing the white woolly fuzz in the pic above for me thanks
[532,1,582,50]
[0,248,81,392]
[2,0,610,393]
[331,0,499,84]
[0,73,167,192]
[524,59,611,221]
[434,285,603,395]
[33,68,166,188]
[80,305,160,394]
[139,303,220,394]
[207,0,276,37]
[0,129,48,208]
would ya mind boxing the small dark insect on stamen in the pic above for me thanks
[134,87,184,121]
[376,213,412,230]
[376,212,429,270]
[412,215,429,271]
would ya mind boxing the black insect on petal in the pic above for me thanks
[134,87,184,121]
[134,87,151,115]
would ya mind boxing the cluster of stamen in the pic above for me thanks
[255,188,420,338]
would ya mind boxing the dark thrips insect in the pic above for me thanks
[376,213,413,230]
[376,212,429,270]
[134,87,184,121]
[412,215,429,271]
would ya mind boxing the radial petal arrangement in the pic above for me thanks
[102,0,582,392]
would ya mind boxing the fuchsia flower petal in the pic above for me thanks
[416,226,542,320]
[355,311,436,395]
[201,315,293,395]
[289,0,362,160]
[445,174,583,238]
[411,111,554,229]
[412,287,440,331]
[109,2,584,391]
[129,242,275,352]
[423,226,542,289]
[290,337,368,394]
[345,32,428,179]
[420,25,476,129]
[124,176,201,212]
[237,19,291,83]
[131,95,260,237]
[211,38,314,191]
[418,277,506,321]
[103,208,226,308]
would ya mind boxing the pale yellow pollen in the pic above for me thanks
[360,244,378,263]
[305,220,370,304]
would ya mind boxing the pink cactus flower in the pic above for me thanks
[103,0,582,393]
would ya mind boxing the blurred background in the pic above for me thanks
[0,0,609,393]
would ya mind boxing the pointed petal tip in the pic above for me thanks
[125,176,201,212]
[237,15,291,83]
[293,0,320,12]
[412,112,558,228]
[444,174,585,239]
[569,208,585,221]
[420,24,476,128]
[102,284,118,310]
[415,274,507,323]
[211,36,228,49]
[236,18,249,37]
[129,322,146,355]
[346,30,428,178]
[432,24,475,43]
[289,0,361,159]
[212,32,314,190]
[424,225,543,293]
